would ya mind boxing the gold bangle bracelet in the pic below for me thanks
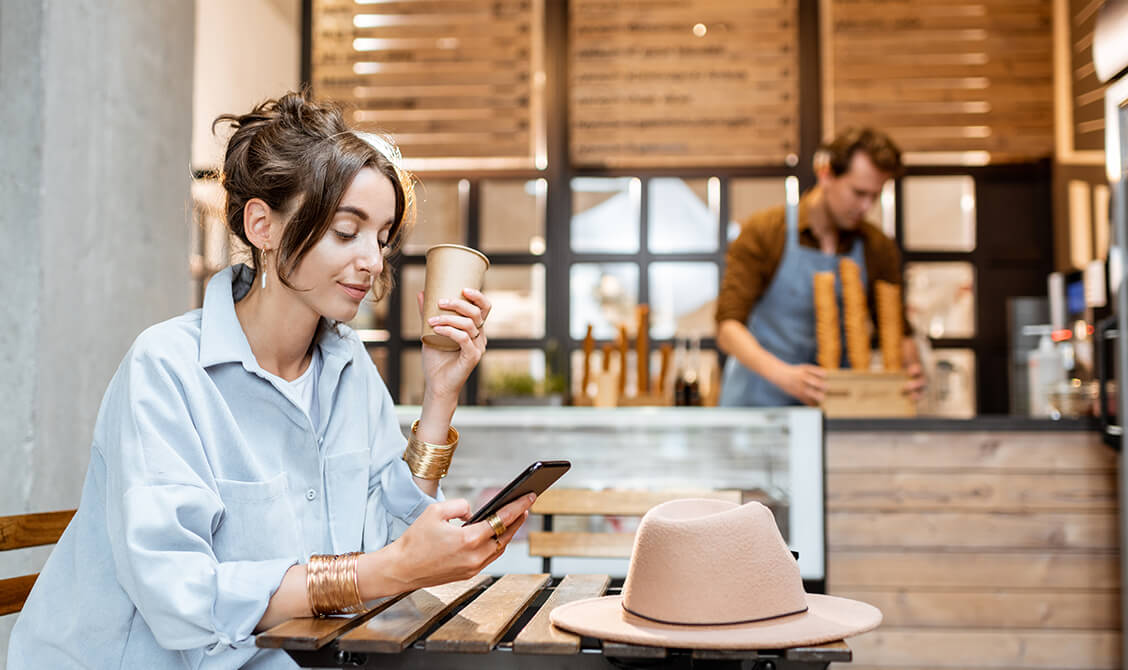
[403,420,459,480]
[307,552,366,617]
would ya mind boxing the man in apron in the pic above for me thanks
[717,128,925,407]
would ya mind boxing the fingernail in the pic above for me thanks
[438,299,449,306]
[428,317,439,325]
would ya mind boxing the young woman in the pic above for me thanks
[8,92,534,669]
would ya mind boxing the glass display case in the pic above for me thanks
[396,406,826,585]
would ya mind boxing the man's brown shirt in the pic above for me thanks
[716,193,912,334]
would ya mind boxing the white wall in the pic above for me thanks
[192,0,302,170]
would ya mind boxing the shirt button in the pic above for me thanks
[317,436,324,446]
[306,489,317,501]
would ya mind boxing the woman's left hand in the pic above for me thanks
[418,288,491,401]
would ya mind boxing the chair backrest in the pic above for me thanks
[528,489,744,574]
[0,510,75,615]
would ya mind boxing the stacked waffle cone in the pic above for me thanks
[813,272,840,369]
[875,280,903,371]
[839,259,871,370]
[813,260,905,372]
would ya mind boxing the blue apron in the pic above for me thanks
[719,198,867,407]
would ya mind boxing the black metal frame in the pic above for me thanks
[300,0,1053,412]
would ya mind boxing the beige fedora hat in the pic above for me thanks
[550,498,881,649]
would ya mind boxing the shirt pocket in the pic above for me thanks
[213,472,302,562]
[326,449,370,551]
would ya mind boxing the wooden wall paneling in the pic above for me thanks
[311,0,543,171]
[823,0,1055,164]
[568,0,800,167]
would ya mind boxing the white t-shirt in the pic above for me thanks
[278,347,322,430]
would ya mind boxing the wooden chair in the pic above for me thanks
[528,489,744,575]
[0,510,75,615]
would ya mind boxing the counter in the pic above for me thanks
[393,407,1116,669]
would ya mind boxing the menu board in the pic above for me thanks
[823,0,1054,163]
[569,0,800,168]
[311,0,543,171]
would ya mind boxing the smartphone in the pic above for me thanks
[465,460,571,525]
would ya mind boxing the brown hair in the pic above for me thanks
[212,90,415,300]
[819,127,904,178]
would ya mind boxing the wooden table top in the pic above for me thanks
[257,574,852,669]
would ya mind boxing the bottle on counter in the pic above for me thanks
[1027,332,1066,417]
[674,336,702,407]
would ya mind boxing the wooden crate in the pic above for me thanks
[821,370,915,418]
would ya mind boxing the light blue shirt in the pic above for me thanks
[9,265,440,669]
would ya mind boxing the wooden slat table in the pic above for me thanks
[258,574,853,669]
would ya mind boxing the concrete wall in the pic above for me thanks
[0,0,196,661]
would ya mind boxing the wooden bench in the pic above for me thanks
[0,510,75,615]
[527,489,745,574]
[258,572,853,668]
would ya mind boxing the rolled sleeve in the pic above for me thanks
[363,351,443,545]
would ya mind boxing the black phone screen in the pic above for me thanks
[465,460,571,525]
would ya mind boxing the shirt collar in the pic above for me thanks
[796,190,861,243]
[198,264,354,370]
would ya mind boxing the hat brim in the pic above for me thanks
[549,594,882,650]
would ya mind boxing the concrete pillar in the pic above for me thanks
[0,0,195,661]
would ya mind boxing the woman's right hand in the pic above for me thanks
[383,493,536,592]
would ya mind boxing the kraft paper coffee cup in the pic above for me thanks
[422,244,490,351]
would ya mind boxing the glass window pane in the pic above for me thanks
[922,348,976,418]
[648,262,719,339]
[569,263,639,339]
[403,179,465,255]
[648,178,718,253]
[481,179,546,255]
[728,178,787,242]
[400,264,425,338]
[400,349,423,405]
[904,262,976,339]
[571,177,640,253]
[366,345,390,383]
[348,295,390,339]
[479,349,567,404]
[482,264,546,338]
[903,176,976,252]
[400,349,464,406]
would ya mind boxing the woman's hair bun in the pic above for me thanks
[211,90,414,303]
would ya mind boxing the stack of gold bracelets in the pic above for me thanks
[306,420,460,617]
[306,552,365,617]
[402,419,459,480]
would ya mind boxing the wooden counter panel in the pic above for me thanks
[829,550,1118,590]
[828,471,1117,512]
[846,629,1119,669]
[826,430,1120,668]
[829,510,1117,550]
[827,431,1112,472]
[832,589,1119,630]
